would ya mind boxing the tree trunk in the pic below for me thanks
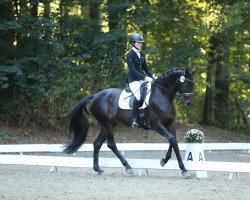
[106,0,127,80]
[202,31,231,127]
[0,0,14,109]
[89,1,101,36]
[31,0,38,17]
[107,0,118,31]
[214,31,231,127]
[107,0,127,31]
[201,35,217,125]
[0,0,14,63]
[20,0,28,15]
[43,0,51,18]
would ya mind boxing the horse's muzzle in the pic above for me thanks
[185,100,193,107]
[181,93,193,107]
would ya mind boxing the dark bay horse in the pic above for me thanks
[64,68,196,178]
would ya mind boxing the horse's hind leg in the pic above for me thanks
[93,128,107,175]
[107,138,133,174]
[105,123,133,174]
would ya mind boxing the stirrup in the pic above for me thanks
[132,119,139,128]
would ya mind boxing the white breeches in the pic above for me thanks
[129,80,144,101]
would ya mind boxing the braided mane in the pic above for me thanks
[155,67,186,83]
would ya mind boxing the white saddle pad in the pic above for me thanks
[118,82,152,110]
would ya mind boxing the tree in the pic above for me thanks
[202,0,249,129]
[0,0,16,109]
[0,0,249,131]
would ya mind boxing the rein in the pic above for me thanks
[151,81,179,97]
[151,76,194,100]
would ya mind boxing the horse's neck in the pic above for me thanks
[151,82,175,105]
[158,79,175,91]
[157,74,179,93]
[150,72,180,115]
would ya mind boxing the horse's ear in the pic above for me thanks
[192,68,197,75]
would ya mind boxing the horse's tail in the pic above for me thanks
[63,94,95,154]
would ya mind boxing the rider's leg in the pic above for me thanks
[132,98,140,128]
[129,80,143,128]
[139,83,147,107]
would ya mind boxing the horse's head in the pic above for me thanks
[176,69,196,107]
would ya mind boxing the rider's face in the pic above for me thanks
[134,42,143,50]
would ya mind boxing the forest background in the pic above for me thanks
[0,0,249,134]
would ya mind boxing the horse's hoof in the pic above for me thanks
[126,168,134,174]
[160,158,166,167]
[98,170,104,175]
[94,169,104,175]
[182,171,191,179]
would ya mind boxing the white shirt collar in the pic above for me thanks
[132,47,140,58]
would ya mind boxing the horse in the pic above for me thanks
[64,67,196,178]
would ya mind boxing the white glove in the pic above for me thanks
[152,74,158,79]
[145,76,153,82]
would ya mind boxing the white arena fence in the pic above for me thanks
[1,143,250,153]
[0,143,249,179]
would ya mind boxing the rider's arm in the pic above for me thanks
[141,53,157,79]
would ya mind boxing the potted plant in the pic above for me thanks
[184,129,205,143]
[184,129,207,178]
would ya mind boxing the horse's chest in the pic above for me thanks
[159,104,176,120]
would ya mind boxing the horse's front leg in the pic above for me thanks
[155,123,191,178]
[160,144,172,167]
[160,124,175,166]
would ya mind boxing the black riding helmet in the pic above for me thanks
[129,33,145,44]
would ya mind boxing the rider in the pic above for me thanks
[126,33,158,128]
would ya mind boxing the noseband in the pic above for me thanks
[181,92,193,98]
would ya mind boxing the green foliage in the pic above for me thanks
[0,0,249,132]
[0,65,22,89]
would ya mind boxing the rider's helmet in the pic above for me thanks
[129,33,145,44]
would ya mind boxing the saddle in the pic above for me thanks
[118,82,152,130]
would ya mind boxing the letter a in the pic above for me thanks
[199,152,203,161]
[187,152,193,161]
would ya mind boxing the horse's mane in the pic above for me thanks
[155,67,186,83]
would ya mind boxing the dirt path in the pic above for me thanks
[0,124,250,199]
[0,150,250,200]
[0,164,249,200]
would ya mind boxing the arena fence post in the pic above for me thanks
[184,143,208,178]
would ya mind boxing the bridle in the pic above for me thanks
[151,75,195,100]
[179,76,195,99]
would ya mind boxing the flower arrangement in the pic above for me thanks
[184,129,205,143]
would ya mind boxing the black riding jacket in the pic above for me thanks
[126,50,154,84]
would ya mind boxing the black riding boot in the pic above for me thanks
[132,98,140,128]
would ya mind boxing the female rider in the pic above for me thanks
[126,33,158,128]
